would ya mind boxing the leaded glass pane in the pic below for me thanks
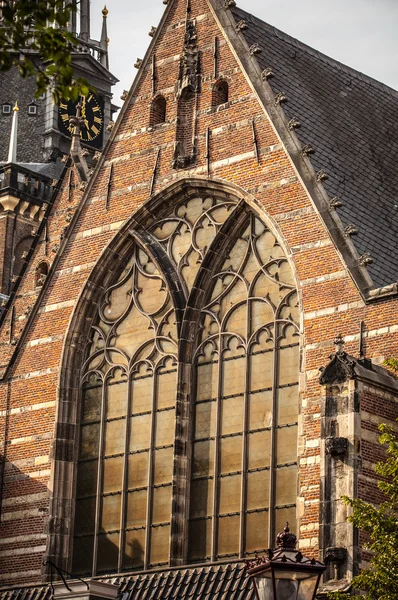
[218,515,240,556]
[246,512,268,553]
[123,529,146,570]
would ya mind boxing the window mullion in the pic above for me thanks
[268,321,279,548]
[92,380,107,576]
[144,369,157,568]
[118,374,132,572]
[239,297,251,558]
[211,334,223,561]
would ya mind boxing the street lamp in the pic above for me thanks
[246,524,326,600]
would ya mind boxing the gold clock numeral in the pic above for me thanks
[92,106,100,113]
[86,132,94,141]
[91,125,100,136]
[59,102,68,110]
[87,94,94,103]
[94,116,102,124]
[61,114,69,122]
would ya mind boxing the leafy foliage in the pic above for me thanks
[329,423,398,600]
[0,0,89,101]
[383,357,398,377]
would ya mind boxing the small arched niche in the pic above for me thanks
[35,260,49,288]
[212,79,229,107]
[149,95,167,126]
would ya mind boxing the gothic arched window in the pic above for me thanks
[71,187,299,576]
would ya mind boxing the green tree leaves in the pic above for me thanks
[0,0,88,101]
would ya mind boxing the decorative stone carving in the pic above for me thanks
[319,334,357,385]
[93,151,102,162]
[325,437,349,456]
[149,26,157,37]
[330,196,343,209]
[106,120,115,132]
[80,181,88,192]
[344,224,358,236]
[51,244,59,254]
[236,20,248,31]
[175,18,200,98]
[249,43,262,55]
[224,0,236,7]
[134,59,143,69]
[24,305,32,317]
[302,144,315,156]
[288,117,301,130]
[261,67,274,80]
[359,252,374,266]
[275,92,288,105]
[120,90,129,101]
[317,169,329,181]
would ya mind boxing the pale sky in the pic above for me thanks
[90,0,398,106]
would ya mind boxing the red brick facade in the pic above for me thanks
[0,0,397,591]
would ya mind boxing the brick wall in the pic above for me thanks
[0,0,397,586]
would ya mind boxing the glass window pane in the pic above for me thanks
[103,456,124,494]
[222,354,245,398]
[251,349,274,390]
[246,511,268,554]
[72,535,93,576]
[193,440,214,478]
[196,360,219,401]
[195,400,216,440]
[219,474,241,513]
[188,519,212,561]
[129,414,151,451]
[104,419,125,456]
[150,525,170,565]
[128,452,149,489]
[276,426,298,465]
[80,423,100,459]
[247,430,271,470]
[220,435,242,474]
[131,371,153,414]
[275,465,297,506]
[106,372,128,419]
[247,470,269,510]
[249,390,273,430]
[76,460,98,498]
[82,377,102,422]
[278,346,299,386]
[190,479,213,518]
[97,532,119,573]
[157,368,177,410]
[155,409,175,446]
[153,447,173,485]
[74,498,96,535]
[101,494,121,531]
[123,529,146,570]
[217,515,239,556]
[277,385,299,426]
[152,486,171,524]
[221,396,244,435]
[126,490,147,528]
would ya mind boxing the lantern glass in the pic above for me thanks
[255,571,320,600]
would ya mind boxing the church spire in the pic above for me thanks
[100,6,109,70]
[7,102,19,164]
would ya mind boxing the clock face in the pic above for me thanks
[58,94,104,149]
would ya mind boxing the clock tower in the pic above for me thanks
[0,3,118,164]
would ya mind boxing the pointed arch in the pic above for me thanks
[48,178,302,576]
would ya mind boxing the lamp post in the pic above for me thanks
[246,524,326,600]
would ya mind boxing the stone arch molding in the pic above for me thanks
[47,177,303,576]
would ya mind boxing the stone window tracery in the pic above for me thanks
[72,189,299,576]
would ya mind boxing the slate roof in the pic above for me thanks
[231,7,398,287]
[0,564,255,600]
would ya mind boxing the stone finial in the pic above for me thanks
[236,20,248,31]
[224,0,236,7]
[149,26,157,37]
[334,333,345,354]
[80,181,88,192]
[274,92,287,105]
[344,224,358,236]
[288,117,301,130]
[330,196,343,209]
[134,58,143,69]
[93,151,102,162]
[302,144,315,156]
[106,121,115,132]
[359,252,374,266]
[120,90,128,101]
[261,67,274,80]
[249,43,262,55]
[316,169,329,182]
